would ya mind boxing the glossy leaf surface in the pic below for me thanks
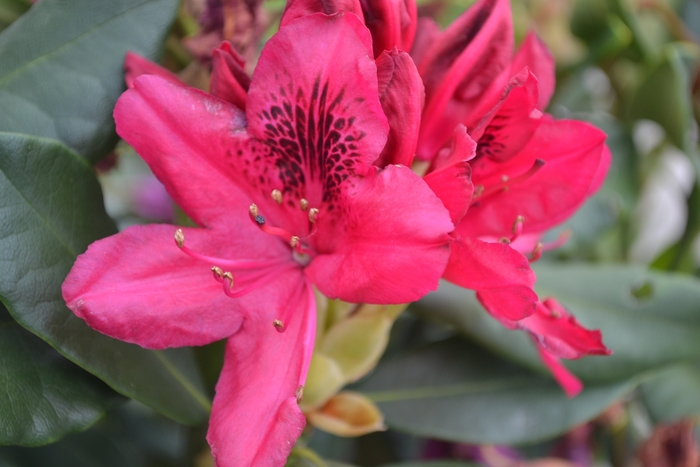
[0,0,178,162]
[0,133,209,425]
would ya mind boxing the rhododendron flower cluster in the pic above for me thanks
[62,0,611,465]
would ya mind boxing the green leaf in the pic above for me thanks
[420,264,700,383]
[357,338,636,445]
[0,0,30,32]
[627,44,695,153]
[0,132,210,425]
[0,303,117,446]
[640,363,700,423]
[0,0,178,162]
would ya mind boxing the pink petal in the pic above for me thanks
[306,164,453,304]
[460,116,607,238]
[444,237,537,322]
[62,224,301,348]
[410,17,441,65]
[416,0,514,159]
[361,0,418,56]
[470,68,541,163]
[588,144,612,195]
[511,32,555,110]
[280,0,364,28]
[519,299,612,360]
[124,51,186,89]
[208,283,314,467]
[244,13,388,208]
[210,41,251,110]
[535,344,583,397]
[374,48,424,167]
[114,76,264,233]
[423,126,476,224]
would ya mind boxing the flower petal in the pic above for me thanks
[211,41,251,110]
[361,0,418,56]
[416,0,513,159]
[280,0,364,28]
[207,284,314,467]
[535,344,583,397]
[511,32,555,110]
[471,68,541,163]
[423,126,476,224]
[124,51,186,89]
[62,224,300,348]
[306,164,453,304]
[375,48,424,167]
[115,76,256,231]
[519,299,612,360]
[444,237,537,322]
[461,116,607,238]
[244,13,389,210]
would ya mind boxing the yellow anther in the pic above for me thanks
[299,198,309,211]
[309,208,319,223]
[211,266,224,278]
[271,189,283,204]
[295,385,304,403]
[249,204,259,217]
[174,229,185,248]
[512,215,525,234]
[222,271,234,289]
[273,319,285,331]
[290,236,300,248]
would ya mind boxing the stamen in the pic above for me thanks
[295,385,304,403]
[176,228,284,270]
[174,229,185,248]
[222,271,234,290]
[271,189,283,204]
[473,159,546,200]
[290,236,300,249]
[221,264,298,299]
[542,229,571,251]
[249,203,259,217]
[211,266,224,279]
[510,215,524,242]
[308,208,319,223]
[529,243,544,262]
[299,198,309,211]
[473,185,484,197]
[271,279,306,333]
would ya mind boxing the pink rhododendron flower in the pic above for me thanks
[63,13,454,467]
[279,0,611,396]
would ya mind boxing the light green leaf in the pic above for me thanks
[0,0,178,162]
[0,132,209,425]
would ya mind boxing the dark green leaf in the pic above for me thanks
[358,338,635,445]
[420,264,700,383]
[0,132,209,425]
[0,0,178,162]
[640,363,700,423]
[0,304,117,446]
